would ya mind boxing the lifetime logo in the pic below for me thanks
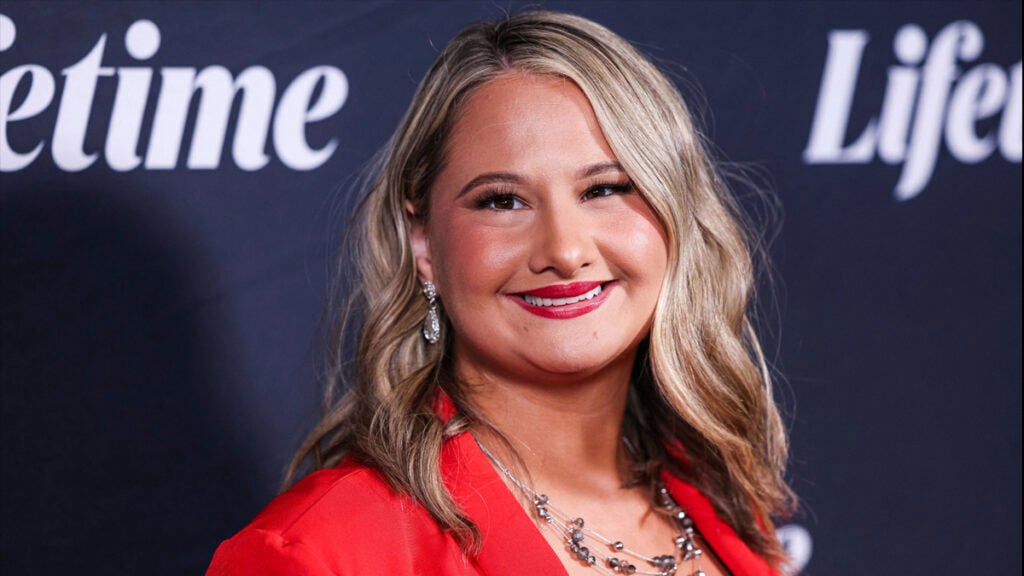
[805,20,1022,201]
[0,15,348,172]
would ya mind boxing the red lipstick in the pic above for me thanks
[519,281,604,299]
[509,281,615,319]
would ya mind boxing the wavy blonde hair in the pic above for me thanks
[286,10,795,567]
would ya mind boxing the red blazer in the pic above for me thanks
[208,401,776,575]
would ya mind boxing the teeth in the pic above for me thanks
[523,285,603,307]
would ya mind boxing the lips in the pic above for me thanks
[519,281,604,299]
[510,281,613,319]
[524,280,602,303]
[522,284,603,307]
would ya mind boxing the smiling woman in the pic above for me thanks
[208,10,794,576]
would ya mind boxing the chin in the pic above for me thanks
[519,348,633,380]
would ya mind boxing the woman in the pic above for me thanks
[208,10,794,576]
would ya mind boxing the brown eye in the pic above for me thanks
[477,193,526,210]
[582,182,633,201]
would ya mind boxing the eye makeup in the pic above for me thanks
[468,178,634,211]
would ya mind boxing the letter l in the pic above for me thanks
[804,30,877,163]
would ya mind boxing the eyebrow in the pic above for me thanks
[455,162,626,199]
[577,161,625,179]
[456,172,524,199]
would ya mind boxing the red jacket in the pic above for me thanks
[207,401,776,575]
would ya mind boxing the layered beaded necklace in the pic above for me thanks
[475,437,707,576]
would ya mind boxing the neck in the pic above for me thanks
[457,353,636,497]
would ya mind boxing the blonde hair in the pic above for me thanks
[286,10,795,567]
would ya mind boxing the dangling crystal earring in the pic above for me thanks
[421,280,440,344]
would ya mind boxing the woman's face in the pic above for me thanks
[411,72,668,385]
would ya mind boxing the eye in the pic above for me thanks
[582,181,634,201]
[476,192,526,211]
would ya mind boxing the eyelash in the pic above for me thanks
[474,189,523,211]
[474,180,634,210]
[583,180,634,200]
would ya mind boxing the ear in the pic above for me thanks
[406,200,434,285]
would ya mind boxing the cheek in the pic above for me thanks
[430,217,525,295]
[606,205,669,276]
[627,220,668,261]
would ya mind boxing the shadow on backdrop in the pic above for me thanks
[1,178,261,574]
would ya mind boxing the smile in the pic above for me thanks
[523,284,602,307]
[510,281,614,319]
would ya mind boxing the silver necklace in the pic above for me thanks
[475,437,707,576]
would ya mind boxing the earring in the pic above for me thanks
[421,280,440,344]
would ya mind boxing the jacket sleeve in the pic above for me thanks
[206,528,336,576]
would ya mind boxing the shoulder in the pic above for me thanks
[207,459,474,575]
[244,459,420,538]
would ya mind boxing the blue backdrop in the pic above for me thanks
[1,1,1020,574]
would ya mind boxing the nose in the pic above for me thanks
[528,202,595,277]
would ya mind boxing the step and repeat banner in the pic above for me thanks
[1,1,1019,574]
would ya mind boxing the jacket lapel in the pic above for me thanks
[661,470,777,576]
[441,431,569,575]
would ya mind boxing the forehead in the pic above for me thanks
[442,72,618,175]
